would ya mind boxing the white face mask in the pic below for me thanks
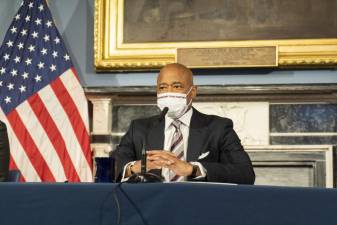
[157,87,192,119]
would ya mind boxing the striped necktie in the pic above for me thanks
[169,120,184,182]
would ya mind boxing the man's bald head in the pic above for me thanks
[157,63,197,103]
[157,63,193,88]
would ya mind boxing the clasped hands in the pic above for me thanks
[129,150,193,177]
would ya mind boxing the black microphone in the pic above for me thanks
[158,107,168,122]
[126,107,168,183]
[141,144,147,175]
[140,107,168,174]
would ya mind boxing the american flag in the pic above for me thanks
[0,0,93,182]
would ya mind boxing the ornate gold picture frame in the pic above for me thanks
[94,0,337,71]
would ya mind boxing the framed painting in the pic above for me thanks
[94,0,337,71]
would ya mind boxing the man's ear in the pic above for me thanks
[191,85,197,98]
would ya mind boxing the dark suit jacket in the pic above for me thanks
[0,121,9,182]
[114,108,255,184]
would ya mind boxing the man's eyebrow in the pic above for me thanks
[158,81,183,86]
[171,81,183,85]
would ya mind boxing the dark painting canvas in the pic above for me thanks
[124,0,337,43]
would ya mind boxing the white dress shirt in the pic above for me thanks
[121,108,206,182]
[162,108,206,181]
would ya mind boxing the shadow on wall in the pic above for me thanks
[0,0,22,44]
[48,0,88,86]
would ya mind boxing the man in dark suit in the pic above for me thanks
[0,121,10,182]
[115,63,255,184]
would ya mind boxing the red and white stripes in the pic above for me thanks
[0,68,93,182]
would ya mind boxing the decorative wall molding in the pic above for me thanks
[194,102,269,146]
[85,84,337,102]
[246,145,334,188]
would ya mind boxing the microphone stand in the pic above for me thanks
[126,108,168,183]
[126,144,164,183]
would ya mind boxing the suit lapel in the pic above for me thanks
[186,108,208,162]
[187,128,205,161]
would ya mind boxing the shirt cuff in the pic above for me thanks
[189,162,207,179]
[121,161,136,182]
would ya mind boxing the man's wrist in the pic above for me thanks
[188,164,199,178]
[126,162,137,177]
[129,164,135,174]
[188,162,205,179]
